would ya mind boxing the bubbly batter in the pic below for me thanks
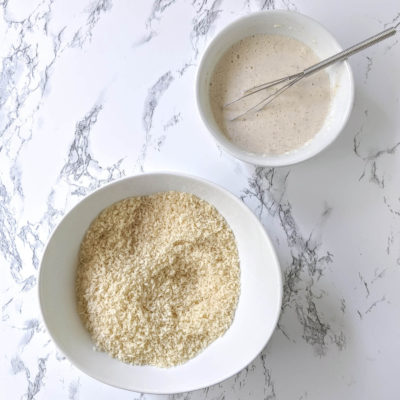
[209,34,331,155]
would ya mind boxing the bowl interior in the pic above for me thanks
[196,11,354,166]
[39,173,282,394]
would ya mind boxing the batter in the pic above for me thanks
[209,34,331,155]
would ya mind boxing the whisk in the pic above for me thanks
[225,22,400,121]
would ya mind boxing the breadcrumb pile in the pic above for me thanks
[76,191,240,367]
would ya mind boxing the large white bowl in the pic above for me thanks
[39,173,282,394]
[196,10,354,166]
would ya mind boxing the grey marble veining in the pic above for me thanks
[1,0,400,399]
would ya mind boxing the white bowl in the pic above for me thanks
[39,173,282,394]
[196,10,354,166]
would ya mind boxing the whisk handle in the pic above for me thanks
[303,27,397,76]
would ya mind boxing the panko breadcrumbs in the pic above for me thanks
[75,191,240,367]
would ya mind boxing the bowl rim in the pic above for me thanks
[195,9,355,167]
[38,171,283,394]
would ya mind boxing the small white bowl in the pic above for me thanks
[196,10,354,166]
[39,173,282,394]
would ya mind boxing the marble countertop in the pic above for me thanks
[1,0,400,399]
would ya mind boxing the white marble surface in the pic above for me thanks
[1,0,400,398]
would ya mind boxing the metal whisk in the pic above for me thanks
[225,22,400,121]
